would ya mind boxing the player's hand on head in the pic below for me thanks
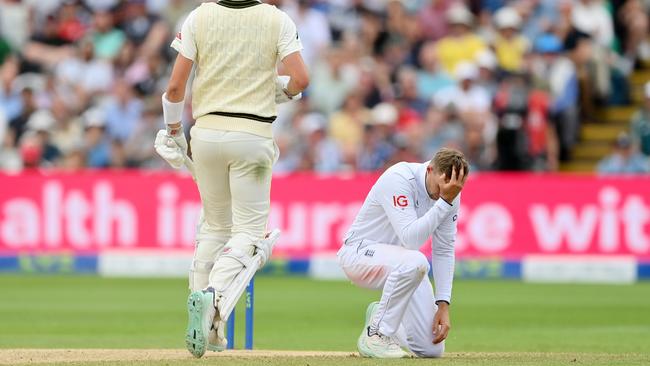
[432,303,451,344]
[439,165,466,204]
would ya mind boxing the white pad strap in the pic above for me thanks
[162,92,185,125]
[214,230,281,321]
[221,248,254,268]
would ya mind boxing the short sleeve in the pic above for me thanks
[277,11,303,61]
[170,9,198,62]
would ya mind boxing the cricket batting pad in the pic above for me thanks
[213,229,281,321]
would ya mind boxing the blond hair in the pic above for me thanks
[432,148,470,179]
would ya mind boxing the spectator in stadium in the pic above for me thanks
[572,0,614,48]
[492,6,529,73]
[299,112,343,173]
[18,131,43,169]
[309,48,359,115]
[358,103,397,171]
[0,105,21,170]
[8,87,37,145]
[421,105,464,160]
[433,62,491,117]
[520,0,561,42]
[615,0,650,64]
[163,0,200,30]
[329,90,370,158]
[416,42,455,101]
[55,38,114,102]
[119,0,169,58]
[26,109,61,166]
[418,0,454,41]
[435,4,487,75]
[0,0,31,51]
[0,56,21,121]
[283,0,332,68]
[90,9,126,60]
[57,0,87,43]
[124,100,165,169]
[22,13,76,69]
[102,79,143,142]
[396,67,428,117]
[597,132,650,174]
[630,81,650,156]
[475,50,499,99]
[548,30,592,161]
[83,107,110,168]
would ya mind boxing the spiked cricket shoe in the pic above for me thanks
[357,302,409,358]
[185,288,217,358]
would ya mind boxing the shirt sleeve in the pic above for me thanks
[170,9,197,62]
[277,11,303,60]
[377,172,455,250]
[431,195,460,303]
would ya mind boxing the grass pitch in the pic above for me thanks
[0,275,649,365]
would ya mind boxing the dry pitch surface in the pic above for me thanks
[2,349,649,366]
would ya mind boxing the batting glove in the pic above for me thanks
[154,129,185,169]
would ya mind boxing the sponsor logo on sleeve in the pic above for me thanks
[393,195,408,208]
[364,249,375,257]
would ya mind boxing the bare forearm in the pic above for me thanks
[286,77,308,96]
[166,53,194,103]
[281,52,309,96]
[166,84,186,103]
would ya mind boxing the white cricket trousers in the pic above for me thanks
[190,126,277,289]
[337,242,445,358]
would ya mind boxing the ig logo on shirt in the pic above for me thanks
[393,195,408,208]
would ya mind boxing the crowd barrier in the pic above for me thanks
[1,171,648,282]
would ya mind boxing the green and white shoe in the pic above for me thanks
[185,288,217,358]
[357,302,409,358]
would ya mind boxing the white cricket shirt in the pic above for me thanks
[343,161,460,302]
[171,5,303,62]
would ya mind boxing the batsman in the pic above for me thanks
[338,148,468,358]
[153,0,308,358]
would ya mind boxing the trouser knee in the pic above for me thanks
[412,342,445,358]
[394,251,429,283]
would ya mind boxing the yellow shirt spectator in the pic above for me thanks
[329,108,369,152]
[435,34,487,75]
[494,34,529,72]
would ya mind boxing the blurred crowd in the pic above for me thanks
[0,0,650,173]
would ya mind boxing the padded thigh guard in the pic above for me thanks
[210,230,280,321]
[189,211,230,291]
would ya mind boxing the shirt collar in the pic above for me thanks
[415,161,430,200]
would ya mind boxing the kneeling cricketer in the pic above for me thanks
[338,148,468,358]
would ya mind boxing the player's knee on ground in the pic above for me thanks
[411,341,445,358]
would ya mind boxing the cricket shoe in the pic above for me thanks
[185,288,217,358]
[357,326,410,358]
[357,302,409,358]
[206,320,227,352]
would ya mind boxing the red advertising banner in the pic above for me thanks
[0,171,649,260]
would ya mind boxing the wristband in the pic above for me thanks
[435,300,450,306]
[162,92,185,126]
